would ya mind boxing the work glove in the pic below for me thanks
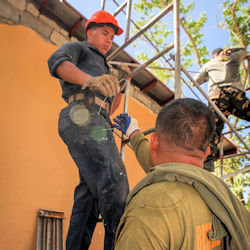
[108,63,119,79]
[82,74,120,97]
[113,113,140,138]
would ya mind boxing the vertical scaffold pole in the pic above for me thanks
[120,78,131,160]
[125,0,132,41]
[173,0,181,99]
[101,0,105,10]
[220,138,224,177]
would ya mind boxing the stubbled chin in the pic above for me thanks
[102,49,108,55]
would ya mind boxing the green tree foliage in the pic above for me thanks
[219,0,249,86]
[132,0,249,207]
[215,120,250,208]
[132,0,209,86]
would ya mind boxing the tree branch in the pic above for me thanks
[242,61,248,87]
[180,18,202,69]
[231,0,246,47]
[231,0,248,87]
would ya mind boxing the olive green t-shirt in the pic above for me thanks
[115,180,222,250]
[117,133,250,249]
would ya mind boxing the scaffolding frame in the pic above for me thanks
[102,0,249,179]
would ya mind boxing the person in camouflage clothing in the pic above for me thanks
[194,47,250,172]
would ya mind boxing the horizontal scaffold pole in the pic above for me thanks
[221,166,250,180]
[128,43,174,78]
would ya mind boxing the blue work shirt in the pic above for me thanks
[48,41,111,103]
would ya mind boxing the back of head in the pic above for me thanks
[212,48,223,57]
[155,98,215,153]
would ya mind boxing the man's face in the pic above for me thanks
[87,25,115,55]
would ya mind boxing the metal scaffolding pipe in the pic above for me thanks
[173,0,181,99]
[219,136,224,177]
[113,1,127,17]
[128,42,174,78]
[121,78,131,160]
[113,130,133,149]
[122,127,155,145]
[223,151,250,159]
[221,166,250,180]
[107,3,173,61]
[223,125,250,135]
[178,61,250,153]
[125,0,132,41]
[100,0,105,10]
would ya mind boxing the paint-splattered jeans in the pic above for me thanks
[58,99,129,250]
[208,87,250,160]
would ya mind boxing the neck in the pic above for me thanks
[151,145,205,169]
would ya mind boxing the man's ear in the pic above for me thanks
[150,133,159,153]
[87,29,92,40]
[204,146,211,159]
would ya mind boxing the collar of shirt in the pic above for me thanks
[83,41,108,64]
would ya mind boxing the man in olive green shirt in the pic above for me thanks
[113,98,250,249]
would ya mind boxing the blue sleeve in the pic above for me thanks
[47,41,85,79]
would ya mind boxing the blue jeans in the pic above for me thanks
[58,99,129,250]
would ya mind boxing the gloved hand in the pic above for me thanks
[113,113,140,138]
[82,74,120,97]
[108,62,119,79]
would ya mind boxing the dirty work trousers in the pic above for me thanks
[209,87,250,160]
[58,99,129,250]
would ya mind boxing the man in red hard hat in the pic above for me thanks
[48,10,129,250]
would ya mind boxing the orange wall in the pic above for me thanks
[0,24,156,250]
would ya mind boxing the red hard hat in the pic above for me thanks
[85,10,123,36]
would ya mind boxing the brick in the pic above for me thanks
[59,28,69,37]
[8,0,26,11]
[26,2,39,17]
[50,30,69,46]
[0,0,19,24]
[20,12,52,38]
[39,14,60,31]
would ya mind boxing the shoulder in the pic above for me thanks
[205,58,218,66]
[130,181,189,209]
[60,41,85,52]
